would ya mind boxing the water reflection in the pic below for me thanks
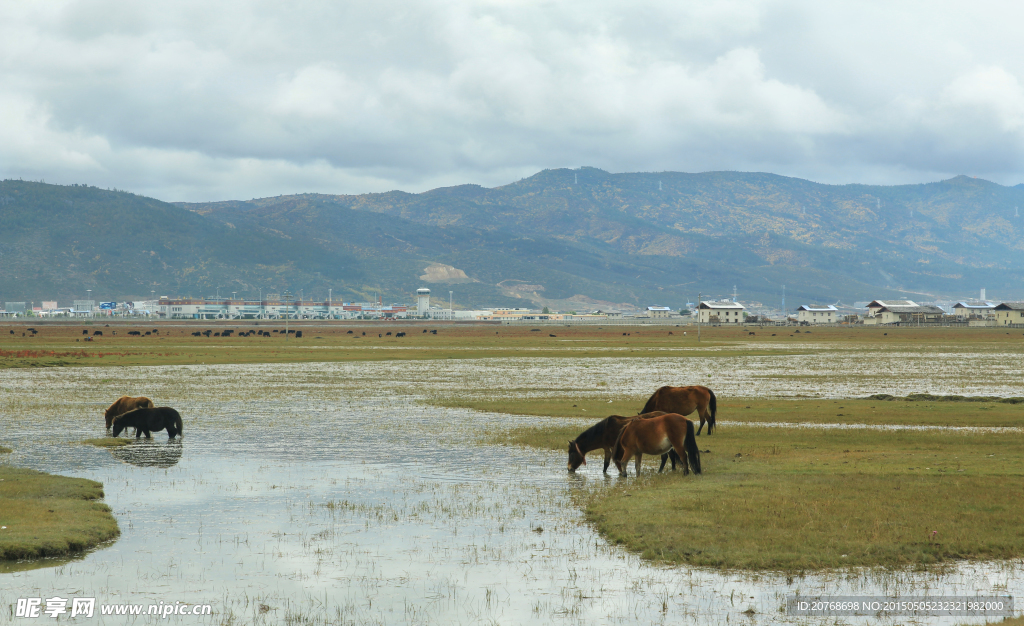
[109,440,183,469]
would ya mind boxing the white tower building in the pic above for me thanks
[416,288,431,316]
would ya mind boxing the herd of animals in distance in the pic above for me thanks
[103,385,716,478]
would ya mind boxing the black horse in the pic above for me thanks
[568,411,681,473]
[112,407,183,439]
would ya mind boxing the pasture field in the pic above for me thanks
[491,410,1024,570]
[0,466,119,564]
[3,320,1024,368]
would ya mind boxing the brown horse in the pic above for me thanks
[641,385,718,435]
[613,413,701,477]
[104,396,155,429]
[567,411,680,473]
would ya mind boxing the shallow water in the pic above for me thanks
[0,356,1022,625]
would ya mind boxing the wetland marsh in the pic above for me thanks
[1,324,1022,624]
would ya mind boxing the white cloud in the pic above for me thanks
[2,0,1024,200]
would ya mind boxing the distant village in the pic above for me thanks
[2,286,1023,327]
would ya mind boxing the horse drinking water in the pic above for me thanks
[112,407,183,440]
[613,413,701,477]
[567,411,681,473]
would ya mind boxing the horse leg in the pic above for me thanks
[634,453,642,476]
[616,448,630,477]
[696,416,705,436]
[603,448,612,474]
[658,454,668,473]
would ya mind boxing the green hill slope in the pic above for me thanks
[3,168,1022,310]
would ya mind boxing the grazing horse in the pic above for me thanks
[104,396,155,429]
[568,411,681,473]
[641,385,718,435]
[112,407,183,439]
[613,413,701,477]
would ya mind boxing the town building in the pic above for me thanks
[993,302,1024,325]
[646,306,673,319]
[157,297,408,320]
[796,305,838,324]
[698,300,745,324]
[865,300,917,318]
[868,304,945,325]
[951,301,996,320]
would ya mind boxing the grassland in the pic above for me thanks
[488,394,1024,571]
[3,321,1024,368]
[449,395,1024,427]
[0,466,120,561]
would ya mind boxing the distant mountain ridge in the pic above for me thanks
[2,169,1022,309]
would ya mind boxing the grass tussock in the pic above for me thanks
[497,421,1024,571]
[0,467,120,561]
[80,437,132,448]
[0,446,11,454]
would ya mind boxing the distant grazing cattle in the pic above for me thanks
[214,332,220,336]
[203,330,212,337]
[9,330,13,334]
[549,334,556,337]
[93,331,102,336]
[430,330,437,334]
[396,332,406,337]
[386,331,392,336]
[192,331,201,337]
[531,329,540,332]
[295,331,302,338]
[346,330,353,334]
[422,329,428,333]
[379,333,382,338]
[144,331,151,336]
[83,330,89,335]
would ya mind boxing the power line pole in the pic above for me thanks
[284,290,292,340]
[697,292,701,343]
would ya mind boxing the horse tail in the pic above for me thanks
[708,389,717,431]
[612,426,628,465]
[684,418,701,474]
[175,411,183,436]
[640,388,660,414]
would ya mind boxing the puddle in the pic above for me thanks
[0,358,1021,625]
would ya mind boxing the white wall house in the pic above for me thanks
[646,306,673,319]
[698,301,745,324]
[951,301,995,320]
[796,305,838,324]
[994,302,1024,325]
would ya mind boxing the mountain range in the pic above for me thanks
[2,168,1023,310]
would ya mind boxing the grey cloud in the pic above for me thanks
[2,0,1023,201]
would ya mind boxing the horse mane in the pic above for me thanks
[640,387,667,414]
[574,416,615,447]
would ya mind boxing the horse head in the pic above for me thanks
[111,419,125,438]
[567,440,587,472]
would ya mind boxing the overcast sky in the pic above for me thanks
[2,1,1024,201]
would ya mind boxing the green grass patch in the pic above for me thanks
[80,437,132,448]
[495,422,1024,571]
[0,466,120,561]
[447,394,1024,428]
[0,446,11,454]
